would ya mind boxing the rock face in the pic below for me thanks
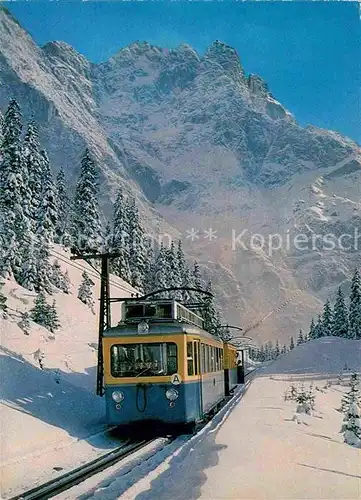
[1,6,360,342]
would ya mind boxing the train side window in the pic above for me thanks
[216,348,220,370]
[212,347,216,372]
[187,341,194,376]
[193,342,199,375]
[220,349,224,369]
[200,343,205,373]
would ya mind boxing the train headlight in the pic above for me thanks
[165,388,179,401]
[111,391,124,403]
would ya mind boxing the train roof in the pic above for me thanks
[103,321,222,342]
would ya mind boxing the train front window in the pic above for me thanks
[111,343,178,377]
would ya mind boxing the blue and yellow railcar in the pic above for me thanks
[102,299,226,430]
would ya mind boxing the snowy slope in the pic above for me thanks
[0,244,138,498]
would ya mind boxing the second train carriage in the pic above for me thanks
[102,298,244,430]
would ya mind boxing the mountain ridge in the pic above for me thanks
[1,6,360,342]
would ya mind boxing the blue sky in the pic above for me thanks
[7,1,361,144]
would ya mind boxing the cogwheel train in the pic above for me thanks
[102,298,247,432]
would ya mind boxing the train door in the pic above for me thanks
[194,340,202,419]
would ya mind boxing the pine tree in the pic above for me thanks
[30,291,51,328]
[297,329,304,346]
[340,374,361,446]
[349,269,361,339]
[190,260,204,309]
[176,240,191,301]
[341,401,361,446]
[54,168,70,245]
[19,239,37,291]
[48,300,60,333]
[275,339,280,357]
[110,188,131,282]
[314,314,324,339]
[202,281,220,334]
[78,270,95,313]
[142,242,155,295]
[19,311,30,335]
[289,336,295,350]
[0,99,30,279]
[51,259,71,293]
[71,149,101,252]
[166,241,182,298]
[333,286,349,338]
[36,150,58,243]
[152,243,170,297]
[281,344,287,355]
[23,120,43,224]
[127,197,147,290]
[308,317,316,340]
[0,281,8,318]
[322,299,333,337]
[340,373,361,413]
[0,109,4,149]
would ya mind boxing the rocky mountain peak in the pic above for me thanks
[204,40,246,83]
[42,41,91,75]
[247,74,270,98]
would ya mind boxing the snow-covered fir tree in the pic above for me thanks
[341,376,361,446]
[190,260,204,310]
[0,281,8,318]
[176,240,191,301]
[142,242,155,295]
[340,373,361,413]
[19,311,30,335]
[54,167,71,245]
[30,291,52,329]
[289,336,295,350]
[166,241,182,298]
[23,119,43,224]
[297,329,304,346]
[341,401,361,446]
[281,344,287,355]
[78,270,95,313]
[0,99,30,279]
[51,260,71,293]
[19,240,37,291]
[126,197,147,290]
[71,149,102,252]
[314,314,324,339]
[349,268,361,339]
[48,300,60,333]
[333,286,349,338]
[275,339,280,357]
[37,150,58,242]
[202,281,221,334]
[308,317,316,340]
[110,187,131,282]
[152,243,170,296]
[322,299,333,336]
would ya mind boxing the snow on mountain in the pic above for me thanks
[1,6,360,341]
[0,244,137,499]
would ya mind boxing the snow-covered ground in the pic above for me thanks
[55,338,360,500]
[0,245,138,499]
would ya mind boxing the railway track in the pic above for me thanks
[9,439,156,500]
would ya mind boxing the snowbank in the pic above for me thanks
[0,245,137,498]
[260,337,361,377]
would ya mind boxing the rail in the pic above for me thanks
[9,439,155,500]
